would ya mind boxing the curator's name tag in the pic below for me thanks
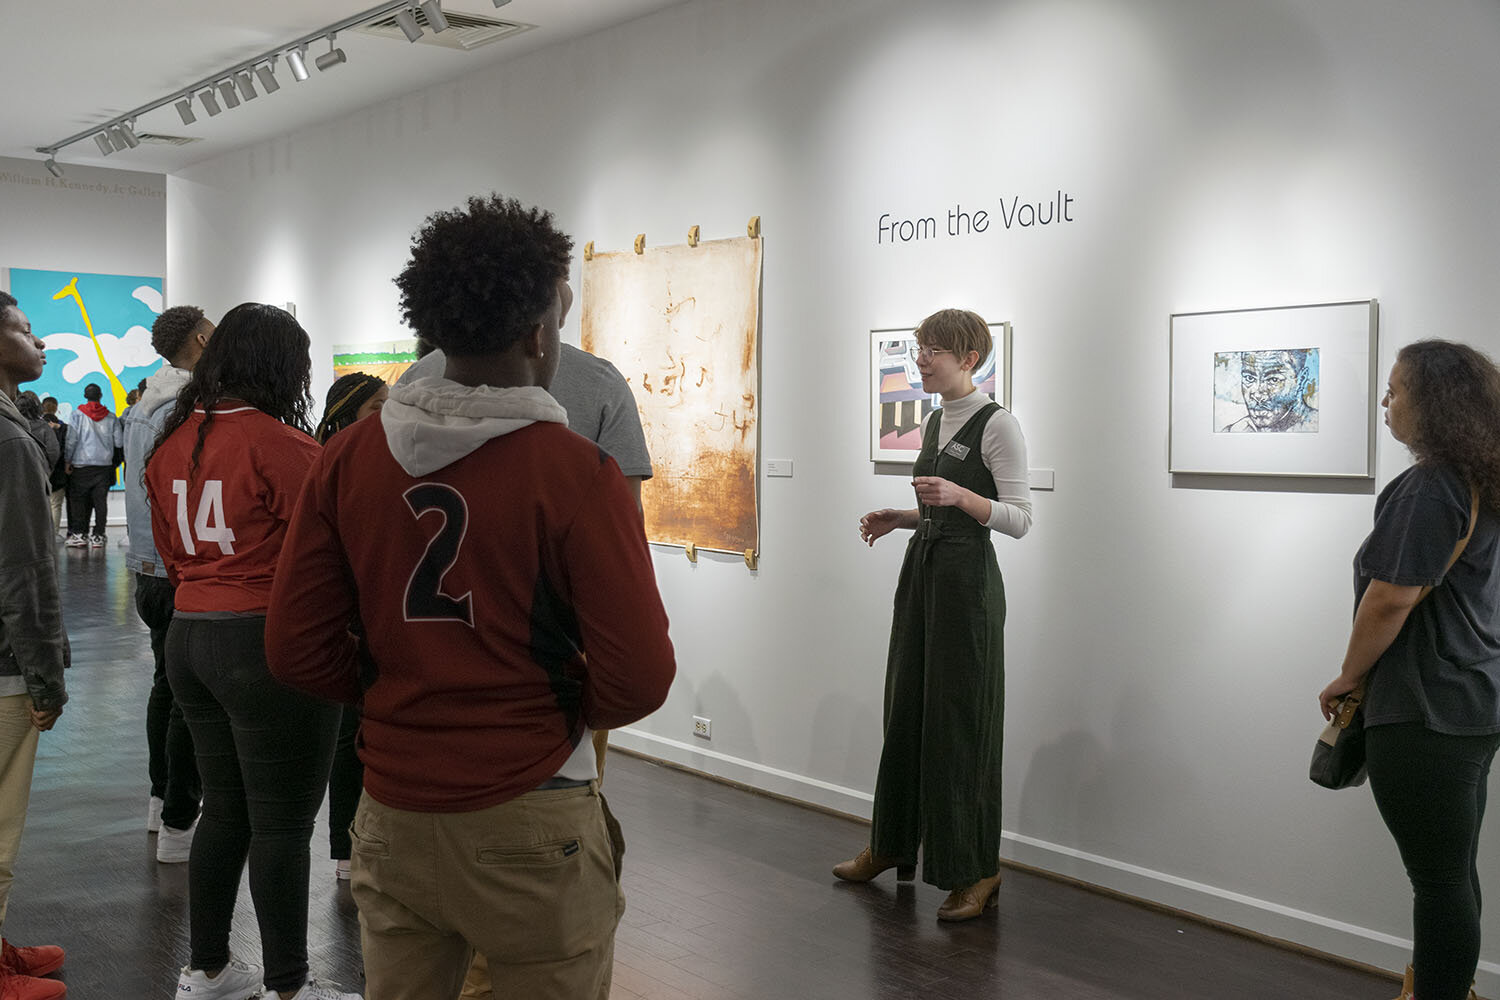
[944,441,971,461]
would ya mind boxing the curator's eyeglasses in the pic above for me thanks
[908,345,952,363]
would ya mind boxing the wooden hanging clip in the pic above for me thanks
[688,225,700,248]
[583,241,594,261]
[633,233,646,255]
[684,542,698,564]
[743,549,758,570]
[747,215,761,238]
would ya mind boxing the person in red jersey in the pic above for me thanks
[265,194,675,1000]
[145,303,359,1000]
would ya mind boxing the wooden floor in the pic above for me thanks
[5,543,1394,998]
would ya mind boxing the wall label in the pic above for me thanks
[876,191,1076,245]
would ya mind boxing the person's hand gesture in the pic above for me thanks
[860,509,905,547]
[912,476,968,508]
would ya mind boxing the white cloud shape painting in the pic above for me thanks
[132,285,164,314]
[44,326,160,382]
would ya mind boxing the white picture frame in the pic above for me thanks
[1168,300,1378,478]
[870,322,1012,463]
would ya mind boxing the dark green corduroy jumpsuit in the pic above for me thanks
[869,402,1006,891]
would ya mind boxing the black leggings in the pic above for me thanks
[1367,722,1500,1000]
[166,615,340,994]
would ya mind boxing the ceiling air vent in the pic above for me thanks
[136,133,201,146]
[355,8,534,51]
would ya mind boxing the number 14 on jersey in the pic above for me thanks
[172,479,237,556]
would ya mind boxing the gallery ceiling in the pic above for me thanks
[1,0,687,174]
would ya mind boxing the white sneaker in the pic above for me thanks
[334,860,351,881]
[282,978,361,999]
[148,795,164,832]
[64,534,86,548]
[175,955,264,998]
[88,534,105,548]
[157,819,197,863]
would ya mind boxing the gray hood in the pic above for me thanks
[137,364,192,420]
[381,377,568,477]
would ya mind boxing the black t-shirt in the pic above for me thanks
[1358,463,1500,734]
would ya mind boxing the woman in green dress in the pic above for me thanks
[835,308,1032,921]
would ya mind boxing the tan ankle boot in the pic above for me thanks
[1395,964,1413,1000]
[936,872,1003,922]
[832,846,915,883]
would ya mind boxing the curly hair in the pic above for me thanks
[315,371,386,444]
[1396,339,1500,511]
[151,305,207,362]
[148,302,312,481]
[393,194,573,357]
[0,291,16,310]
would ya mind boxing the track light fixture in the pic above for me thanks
[492,0,512,6]
[286,46,310,81]
[315,35,347,71]
[38,0,483,170]
[255,60,281,94]
[420,0,450,32]
[394,7,423,42]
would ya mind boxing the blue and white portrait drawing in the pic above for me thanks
[1213,348,1319,433]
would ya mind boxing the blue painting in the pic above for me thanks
[8,267,164,417]
[7,268,165,489]
[1213,347,1320,433]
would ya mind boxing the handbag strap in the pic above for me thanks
[1336,482,1481,727]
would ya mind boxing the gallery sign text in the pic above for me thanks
[877,191,1075,245]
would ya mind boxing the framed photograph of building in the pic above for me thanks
[1168,300,1378,477]
[870,322,1011,463]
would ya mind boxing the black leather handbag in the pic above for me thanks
[1310,684,1367,789]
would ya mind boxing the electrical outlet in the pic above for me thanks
[692,715,711,739]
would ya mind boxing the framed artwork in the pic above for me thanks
[582,235,762,555]
[333,339,421,384]
[870,322,1011,462]
[1168,299,1378,477]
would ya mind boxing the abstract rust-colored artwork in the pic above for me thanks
[581,236,762,554]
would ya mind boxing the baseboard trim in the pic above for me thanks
[606,728,1498,996]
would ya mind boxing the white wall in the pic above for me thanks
[166,0,1500,985]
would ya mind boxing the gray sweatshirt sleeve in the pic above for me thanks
[0,436,69,711]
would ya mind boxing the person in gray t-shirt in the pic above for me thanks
[397,341,652,504]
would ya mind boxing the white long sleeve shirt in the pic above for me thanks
[921,391,1033,539]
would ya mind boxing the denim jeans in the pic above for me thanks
[166,615,340,993]
[134,574,200,830]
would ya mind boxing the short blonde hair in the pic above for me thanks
[915,308,991,366]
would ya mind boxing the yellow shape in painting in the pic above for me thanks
[53,277,128,416]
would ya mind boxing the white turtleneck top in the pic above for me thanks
[919,390,1033,539]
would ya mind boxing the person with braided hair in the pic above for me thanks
[314,373,388,446]
[312,372,388,882]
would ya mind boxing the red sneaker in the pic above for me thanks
[0,970,67,999]
[0,941,63,979]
